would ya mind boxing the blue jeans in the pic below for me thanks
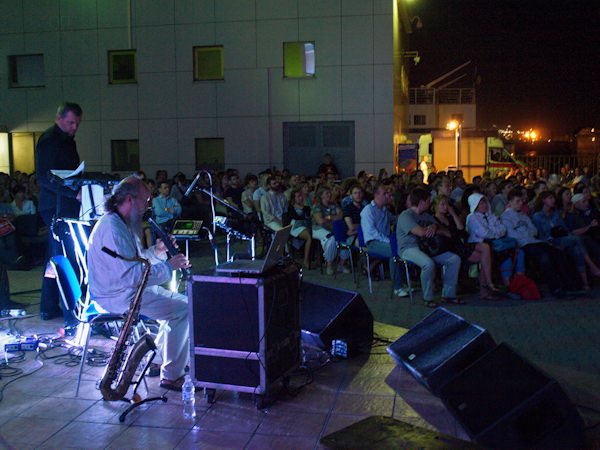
[366,240,404,289]
[400,247,461,301]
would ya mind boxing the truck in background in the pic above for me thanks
[417,129,524,182]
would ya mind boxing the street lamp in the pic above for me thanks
[447,120,462,169]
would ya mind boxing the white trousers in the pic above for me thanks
[98,285,189,381]
[312,228,338,262]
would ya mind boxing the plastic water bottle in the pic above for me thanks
[182,375,196,419]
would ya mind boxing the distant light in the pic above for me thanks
[446,120,459,131]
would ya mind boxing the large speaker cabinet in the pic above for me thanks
[387,307,496,394]
[187,264,301,404]
[440,343,584,449]
[300,282,373,353]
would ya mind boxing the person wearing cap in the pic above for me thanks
[566,193,600,262]
[466,192,526,287]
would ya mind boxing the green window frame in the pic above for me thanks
[108,50,137,84]
[193,46,224,81]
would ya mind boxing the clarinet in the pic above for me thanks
[148,217,191,279]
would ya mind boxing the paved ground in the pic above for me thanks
[0,237,598,448]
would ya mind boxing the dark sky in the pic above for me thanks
[408,0,600,136]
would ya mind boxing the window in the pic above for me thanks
[9,54,45,88]
[283,42,315,78]
[195,138,224,171]
[108,50,137,84]
[413,114,426,125]
[111,140,139,171]
[194,46,224,81]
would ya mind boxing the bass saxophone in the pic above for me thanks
[99,247,155,401]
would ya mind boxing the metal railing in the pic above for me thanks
[517,154,598,175]
[409,88,475,105]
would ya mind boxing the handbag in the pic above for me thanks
[418,234,453,257]
[488,236,517,252]
[509,273,541,300]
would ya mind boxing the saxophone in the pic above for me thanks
[99,247,155,401]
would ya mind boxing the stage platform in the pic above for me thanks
[1,239,599,448]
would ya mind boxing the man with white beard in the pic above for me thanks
[87,176,191,391]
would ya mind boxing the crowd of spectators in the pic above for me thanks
[0,171,45,271]
[6,159,600,305]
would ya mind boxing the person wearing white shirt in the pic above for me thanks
[10,186,36,216]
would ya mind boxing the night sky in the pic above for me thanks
[407,0,600,136]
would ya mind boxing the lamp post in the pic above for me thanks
[447,120,462,169]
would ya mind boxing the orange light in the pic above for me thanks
[446,120,459,131]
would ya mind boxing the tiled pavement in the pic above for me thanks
[1,239,599,449]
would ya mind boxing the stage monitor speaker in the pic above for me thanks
[387,307,496,394]
[440,343,583,449]
[300,282,373,353]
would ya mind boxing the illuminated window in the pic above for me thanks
[195,138,224,171]
[9,54,45,88]
[283,42,315,78]
[108,50,137,84]
[413,115,426,125]
[194,46,224,81]
[111,140,139,171]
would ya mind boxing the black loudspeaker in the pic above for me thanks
[440,343,583,449]
[300,282,373,353]
[188,265,301,394]
[387,307,496,394]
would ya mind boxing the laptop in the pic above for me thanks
[215,225,291,274]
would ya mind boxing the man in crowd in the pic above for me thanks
[152,181,182,232]
[35,102,83,325]
[260,176,288,231]
[360,183,408,297]
[396,187,462,307]
[224,173,244,210]
[501,187,569,297]
[87,176,190,391]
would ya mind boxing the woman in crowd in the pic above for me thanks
[532,191,600,291]
[311,186,342,275]
[287,188,313,269]
[241,173,258,214]
[10,185,36,216]
[556,186,572,219]
[466,192,526,287]
[433,195,500,299]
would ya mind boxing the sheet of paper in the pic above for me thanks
[50,161,85,179]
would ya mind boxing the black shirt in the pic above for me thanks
[35,124,80,216]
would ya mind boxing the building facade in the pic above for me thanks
[0,0,414,179]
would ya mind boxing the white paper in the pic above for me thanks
[50,161,85,179]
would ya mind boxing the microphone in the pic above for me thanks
[184,170,206,197]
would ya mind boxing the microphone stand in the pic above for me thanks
[186,184,259,261]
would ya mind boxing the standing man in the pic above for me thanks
[87,176,190,390]
[36,102,83,324]
[360,183,408,297]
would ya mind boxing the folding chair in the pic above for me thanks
[50,255,124,396]
[332,219,359,285]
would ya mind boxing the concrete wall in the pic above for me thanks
[0,0,395,178]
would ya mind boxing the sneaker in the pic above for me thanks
[394,288,409,297]
[337,265,351,274]
[326,265,335,275]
